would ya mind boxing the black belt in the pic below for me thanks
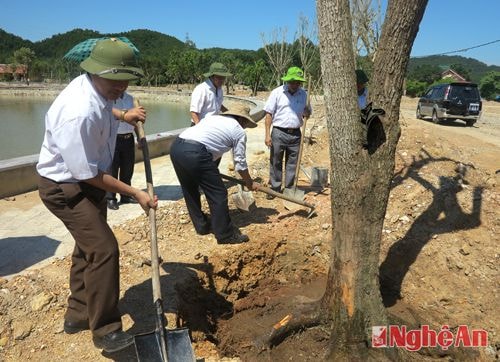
[274,126,300,134]
[117,133,134,139]
[178,137,203,146]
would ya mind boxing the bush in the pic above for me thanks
[405,79,427,97]
[479,71,500,100]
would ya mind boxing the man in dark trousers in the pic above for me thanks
[264,66,311,198]
[170,104,259,244]
[37,38,157,353]
[107,91,145,210]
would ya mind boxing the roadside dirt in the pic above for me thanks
[0,95,498,361]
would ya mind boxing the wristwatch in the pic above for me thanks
[120,109,128,121]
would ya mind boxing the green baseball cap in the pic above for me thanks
[281,66,306,82]
[80,38,144,81]
[204,62,232,78]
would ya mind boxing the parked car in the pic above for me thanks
[495,95,500,102]
[416,82,482,126]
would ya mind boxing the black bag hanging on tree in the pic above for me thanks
[360,102,386,153]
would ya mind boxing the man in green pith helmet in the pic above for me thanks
[37,38,157,353]
[264,66,312,198]
[190,62,232,125]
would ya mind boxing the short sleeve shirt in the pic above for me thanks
[190,79,224,121]
[179,115,248,171]
[115,92,135,135]
[37,74,119,182]
[264,84,309,128]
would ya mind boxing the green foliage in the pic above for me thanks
[405,79,427,97]
[479,71,500,100]
[13,47,35,64]
[0,29,32,63]
[429,78,458,86]
[241,59,270,95]
[407,64,442,84]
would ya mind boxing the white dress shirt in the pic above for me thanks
[190,79,224,121]
[264,84,310,128]
[115,92,135,135]
[179,115,248,171]
[37,74,119,182]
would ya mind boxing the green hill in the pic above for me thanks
[1,28,498,88]
[0,29,33,63]
[408,55,500,83]
[0,28,187,63]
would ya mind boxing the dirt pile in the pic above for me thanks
[0,96,498,361]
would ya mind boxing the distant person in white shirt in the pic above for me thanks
[170,104,260,244]
[190,62,232,125]
[106,92,144,210]
[356,69,369,109]
[264,67,311,197]
[36,38,156,353]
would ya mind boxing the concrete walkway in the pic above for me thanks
[0,119,268,278]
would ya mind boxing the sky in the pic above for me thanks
[1,0,499,66]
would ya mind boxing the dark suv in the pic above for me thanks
[416,82,482,126]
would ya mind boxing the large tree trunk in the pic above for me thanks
[316,0,427,359]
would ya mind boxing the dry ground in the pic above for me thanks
[0,93,498,361]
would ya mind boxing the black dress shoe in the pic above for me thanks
[107,199,119,210]
[197,227,211,235]
[120,196,137,204]
[64,319,90,334]
[93,330,133,353]
[218,232,250,244]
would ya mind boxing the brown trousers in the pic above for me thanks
[38,176,122,337]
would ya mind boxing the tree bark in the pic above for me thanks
[316,0,427,359]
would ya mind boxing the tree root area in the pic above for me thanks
[214,278,331,361]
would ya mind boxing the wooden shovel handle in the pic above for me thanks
[134,99,162,304]
[220,173,315,211]
[292,73,311,188]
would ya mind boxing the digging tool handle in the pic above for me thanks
[134,101,162,303]
[220,174,315,210]
[291,75,311,188]
[134,99,168,359]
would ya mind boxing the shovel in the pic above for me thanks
[283,83,311,210]
[221,174,316,218]
[230,184,255,211]
[133,100,195,362]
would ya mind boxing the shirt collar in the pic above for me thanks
[206,78,218,91]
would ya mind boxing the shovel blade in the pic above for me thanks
[166,328,196,362]
[231,185,255,211]
[135,331,165,362]
[135,328,195,362]
[282,188,305,210]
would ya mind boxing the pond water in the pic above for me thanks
[0,96,190,161]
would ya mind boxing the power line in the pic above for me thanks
[413,39,500,58]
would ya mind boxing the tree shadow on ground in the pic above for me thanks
[121,259,232,345]
[229,206,278,228]
[380,149,483,307]
[0,236,61,277]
